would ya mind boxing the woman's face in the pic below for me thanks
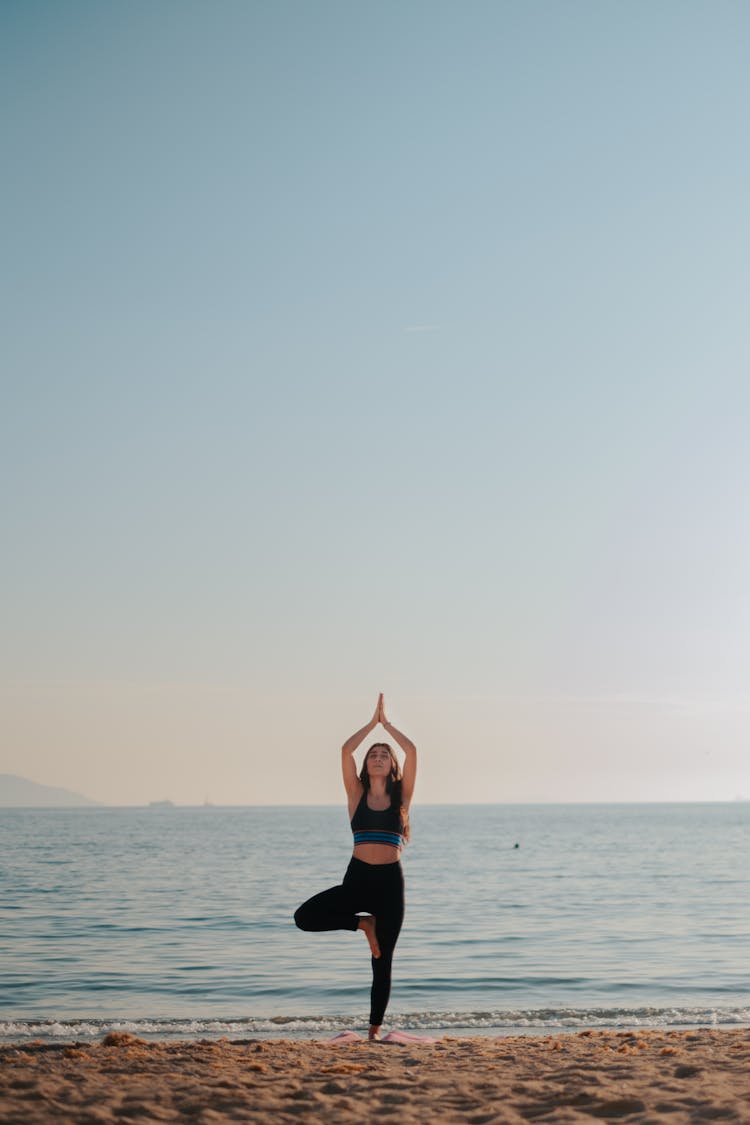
[366,745,392,778]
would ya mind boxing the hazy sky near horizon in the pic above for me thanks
[3,1,750,806]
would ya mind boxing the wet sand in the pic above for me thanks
[1,1027,749,1123]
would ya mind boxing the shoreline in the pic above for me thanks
[3,1013,750,1046]
[2,1027,749,1123]
[4,1021,750,1048]
[5,1024,750,1046]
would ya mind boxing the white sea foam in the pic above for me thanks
[2,1007,749,1043]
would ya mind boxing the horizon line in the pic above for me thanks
[2,798,747,810]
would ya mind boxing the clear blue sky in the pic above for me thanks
[2,1,749,804]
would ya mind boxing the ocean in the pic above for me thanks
[1,803,748,1042]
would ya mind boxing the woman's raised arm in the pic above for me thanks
[341,693,382,802]
[380,697,417,808]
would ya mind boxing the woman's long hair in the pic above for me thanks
[358,742,410,842]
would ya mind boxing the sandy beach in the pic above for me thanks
[1,1027,748,1123]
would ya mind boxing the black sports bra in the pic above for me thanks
[350,792,404,849]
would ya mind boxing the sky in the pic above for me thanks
[2,1,749,806]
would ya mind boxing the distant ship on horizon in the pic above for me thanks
[148,799,175,808]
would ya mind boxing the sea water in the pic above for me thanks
[1,803,748,1041]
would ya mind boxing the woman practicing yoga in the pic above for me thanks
[294,693,417,1040]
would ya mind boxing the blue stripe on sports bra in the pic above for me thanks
[353,829,403,848]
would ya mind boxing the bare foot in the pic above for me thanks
[357,915,380,958]
[368,1025,382,1041]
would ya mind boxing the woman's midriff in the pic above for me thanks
[352,842,402,865]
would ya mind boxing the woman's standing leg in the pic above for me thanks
[368,864,405,1033]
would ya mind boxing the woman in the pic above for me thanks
[294,693,417,1040]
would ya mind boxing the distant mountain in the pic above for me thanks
[0,774,102,807]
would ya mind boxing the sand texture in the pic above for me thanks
[1,1028,749,1123]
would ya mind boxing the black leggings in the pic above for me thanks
[294,856,405,1027]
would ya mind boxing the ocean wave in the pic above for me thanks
[3,1007,750,1043]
